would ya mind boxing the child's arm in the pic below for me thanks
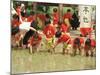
[66,39,71,44]
[64,18,71,26]
[52,41,59,49]
[52,37,61,48]
[30,27,37,32]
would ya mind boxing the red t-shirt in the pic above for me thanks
[91,39,96,47]
[84,39,96,49]
[60,23,68,32]
[57,33,71,44]
[79,37,84,44]
[11,19,21,27]
[43,24,56,38]
[53,12,59,25]
[27,16,35,22]
[72,37,84,47]
[37,14,46,21]
[29,35,42,45]
[63,12,72,20]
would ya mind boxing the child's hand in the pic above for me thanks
[37,31,43,35]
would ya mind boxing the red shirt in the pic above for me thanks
[37,14,46,21]
[43,24,56,38]
[72,37,84,47]
[91,39,96,47]
[27,16,35,22]
[84,39,96,49]
[63,12,72,20]
[53,12,59,25]
[29,35,42,45]
[11,19,21,27]
[57,33,71,44]
[79,37,84,44]
[60,23,68,32]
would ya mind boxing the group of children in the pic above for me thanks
[11,3,96,57]
[26,21,96,57]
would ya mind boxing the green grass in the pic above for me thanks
[11,49,96,74]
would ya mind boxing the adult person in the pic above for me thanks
[70,11,80,30]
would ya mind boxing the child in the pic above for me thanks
[52,8,59,27]
[63,9,72,20]
[63,9,72,31]
[91,39,96,56]
[45,14,51,26]
[72,36,84,56]
[28,32,42,54]
[55,26,62,38]
[84,38,96,57]
[11,14,22,48]
[53,32,72,55]
[11,14,21,35]
[43,22,56,53]
[27,11,36,23]
[20,11,26,22]
[60,22,69,32]
[16,4,21,16]
[23,19,38,48]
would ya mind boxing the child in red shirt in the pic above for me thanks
[63,9,72,31]
[63,9,72,20]
[52,8,59,26]
[84,38,96,57]
[43,23,56,53]
[28,32,42,54]
[43,23,56,39]
[60,23,69,32]
[72,36,84,56]
[53,32,72,55]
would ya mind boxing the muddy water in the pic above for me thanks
[11,49,96,74]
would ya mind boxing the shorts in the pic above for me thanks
[63,43,72,50]
[23,30,35,45]
[46,37,55,49]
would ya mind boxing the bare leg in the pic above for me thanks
[86,50,89,57]
[91,48,94,57]
[62,48,66,55]
[66,49,68,54]
[29,45,33,54]
[51,47,55,54]
[73,48,77,56]
[79,47,81,55]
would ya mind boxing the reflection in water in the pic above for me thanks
[80,56,95,69]
[12,50,96,74]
